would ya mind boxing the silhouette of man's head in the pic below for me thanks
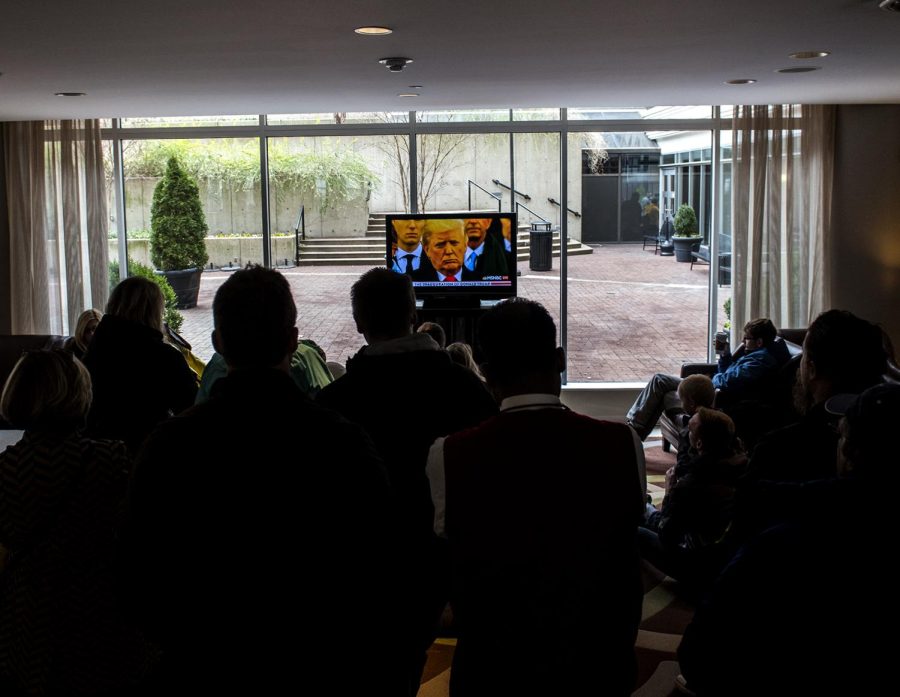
[477,298,561,395]
[213,266,298,370]
[799,309,886,407]
[352,268,416,342]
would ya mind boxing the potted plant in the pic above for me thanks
[671,203,701,262]
[150,157,209,308]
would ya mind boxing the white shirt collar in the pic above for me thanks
[499,393,562,411]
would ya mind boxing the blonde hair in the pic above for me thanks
[447,342,485,381]
[106,276,165,333]
[73,308,103,352]
[678,374,716,410]
[0,350,92,431]
[422,219,465,247]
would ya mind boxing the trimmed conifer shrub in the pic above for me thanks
[150,157,209,270]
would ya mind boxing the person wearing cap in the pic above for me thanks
[678,383,898,697]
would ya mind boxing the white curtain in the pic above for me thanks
[730,105,835,336]
[2,120,109,335]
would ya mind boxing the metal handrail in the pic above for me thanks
[547,197,581,218]
[492,179,531,201]
[294,205,305,265]
[515,201,549,223]
[467,180,502,211]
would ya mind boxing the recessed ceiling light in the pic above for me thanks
[408,85,423,89]
[789,50,830,59]
[776,66,821,74]
[397,93,419,98]
[725,79,757,85]
[355,26,392,35]
[54,92,86,97]
[878,0,900,13]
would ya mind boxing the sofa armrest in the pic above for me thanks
[680,362,717,378]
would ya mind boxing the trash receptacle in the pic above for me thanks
[529,221,553,271]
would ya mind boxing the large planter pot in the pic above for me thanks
[672,237,701,263]
[158,268,202,309]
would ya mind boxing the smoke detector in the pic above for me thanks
[379,57,413,72]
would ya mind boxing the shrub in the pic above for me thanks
[673,203,699,237]
[109,258,184,333]
[150,157,209,271]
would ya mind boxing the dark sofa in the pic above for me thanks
[1,334,69,390]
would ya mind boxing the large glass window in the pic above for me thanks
[120,137,263,355]
[97,110,733,379]
[267,112,409,126]
[564,130,713,380]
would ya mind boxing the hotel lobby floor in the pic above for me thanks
[178,243,729,382]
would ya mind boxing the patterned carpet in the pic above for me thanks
[418,439,694,696]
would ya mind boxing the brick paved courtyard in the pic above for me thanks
[179,244,731,383]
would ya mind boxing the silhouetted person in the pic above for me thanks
[316,268,496,695]
[120,267,400,695]
[427,298,644,696]
[747,309,887,483]
[640,407,747,595]
[84,277,196,453]
[678,383,899,697]
[0,350,150,696]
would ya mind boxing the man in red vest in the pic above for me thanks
[426,298,644,696]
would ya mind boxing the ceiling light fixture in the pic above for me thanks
[725,79,757,85]
[878,0,900,13]
[789,50,830,59]
[54,92,86,97]
[354,26,392,35]
[397,93,419,98]
[408,85,423,89]
[379,57,413,72]
[776,66,821,74]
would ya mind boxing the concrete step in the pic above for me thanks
[300,238,384,248]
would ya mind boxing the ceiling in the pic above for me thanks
[1,0,898,121]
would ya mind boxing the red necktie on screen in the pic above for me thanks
[445,275,457,282]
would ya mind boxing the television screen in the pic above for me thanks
[385,212,517,301]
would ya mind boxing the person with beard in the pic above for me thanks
[745,309,887,484]
[316,268,497,695]
[626,318,789,441]
[731,310,888,544]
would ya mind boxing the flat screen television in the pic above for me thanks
[386,212,517,305]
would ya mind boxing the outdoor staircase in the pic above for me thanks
[295,213,593,266]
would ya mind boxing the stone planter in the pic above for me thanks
[672,237,701,263]
[158,268,203,309]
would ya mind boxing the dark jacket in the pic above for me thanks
[316,340,497,543]
[0,431,149,695]
[84,315,197,453]
[443,409,643,696]
[679,477,887,696]
[120,369,400,694]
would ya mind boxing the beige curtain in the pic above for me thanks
[730,105,835,336]
[2,120,109,335]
